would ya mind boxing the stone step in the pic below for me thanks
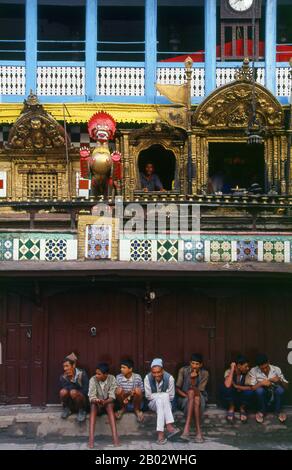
[0,406,291,439]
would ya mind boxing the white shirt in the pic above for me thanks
[144,374,175,401]
[246,364,288,386]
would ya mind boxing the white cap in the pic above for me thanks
[151,358,163,368]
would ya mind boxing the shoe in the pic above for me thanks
[77,409,87,423]
[61,407,71,419]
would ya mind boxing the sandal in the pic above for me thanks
[180,434,190,441]
[278,413,287,424]
[195,435,205,443]
[156,438,168,445]
[115,409,125,420]
[135,411,144,423]
[226,411,235,423]
[256,412,264,424]
[240,411,248,423]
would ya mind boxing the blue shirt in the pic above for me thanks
[140,172,163,191]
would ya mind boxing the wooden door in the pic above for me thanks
[1,293,33,404]
[143,290,217,400]
[218,291,292,404]
[47,289,140,403]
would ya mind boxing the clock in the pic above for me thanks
[220,0,261,19]
[228,0,253,12]
[220,0,262,60]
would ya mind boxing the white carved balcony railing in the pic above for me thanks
[276,66,291,97]
[216,66,265,88]
[0,66,25,95]
[37,66,85,96]
[156,66,205,97]
[96,66,145,96]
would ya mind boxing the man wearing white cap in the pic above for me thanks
[144,358,180,444]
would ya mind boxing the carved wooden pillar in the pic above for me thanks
[273,135,279,191]
[121,131,131,200]
[200,135,209,192]
[280,134,287,194]
[288,130,292,195]
[179,144,187,195]
[265,137,273,191]
[191,134,197,194]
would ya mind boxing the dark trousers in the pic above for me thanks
[220,384,254,409]
[255,386,285,414]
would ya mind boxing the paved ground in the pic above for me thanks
[0,433,291,450]
[1,405,291,450]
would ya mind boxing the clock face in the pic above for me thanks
[228,0,254,12]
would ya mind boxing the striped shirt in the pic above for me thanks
[116,372,144,393]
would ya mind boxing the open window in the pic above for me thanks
[208,142,265,194]
[0,1,25,60]
[138,144,177,191]
[38,0,85,61]
[98,0,145,62]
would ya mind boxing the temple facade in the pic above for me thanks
[0,0,291,406]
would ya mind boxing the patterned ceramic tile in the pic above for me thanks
[236,240,258,262]
[86,225,111,259]
[183,240,204,262]
[157,240,179,262]
[18,239,41,260]
[262,240,285,262]
[210,240,232,262]
[130,240,153,261]
[45,239,67,261]
[0,238,13,260]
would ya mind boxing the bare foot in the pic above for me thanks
[88,440,94,449]
[166,424,175,433]
[113,440,121,447]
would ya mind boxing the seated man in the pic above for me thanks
[140,163,164,192]
[59,357,89,422]
[247,354,289,424]
[144,358,180,445]
[88,363,120,448]
[176,353,209,443]
[115,359,144,422]
[220,355,253,423]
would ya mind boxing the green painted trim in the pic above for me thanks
[0,232,76,240]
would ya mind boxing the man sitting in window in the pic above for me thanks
[140,162,164,192]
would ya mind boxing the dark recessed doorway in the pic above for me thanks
[208,143,265,193]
